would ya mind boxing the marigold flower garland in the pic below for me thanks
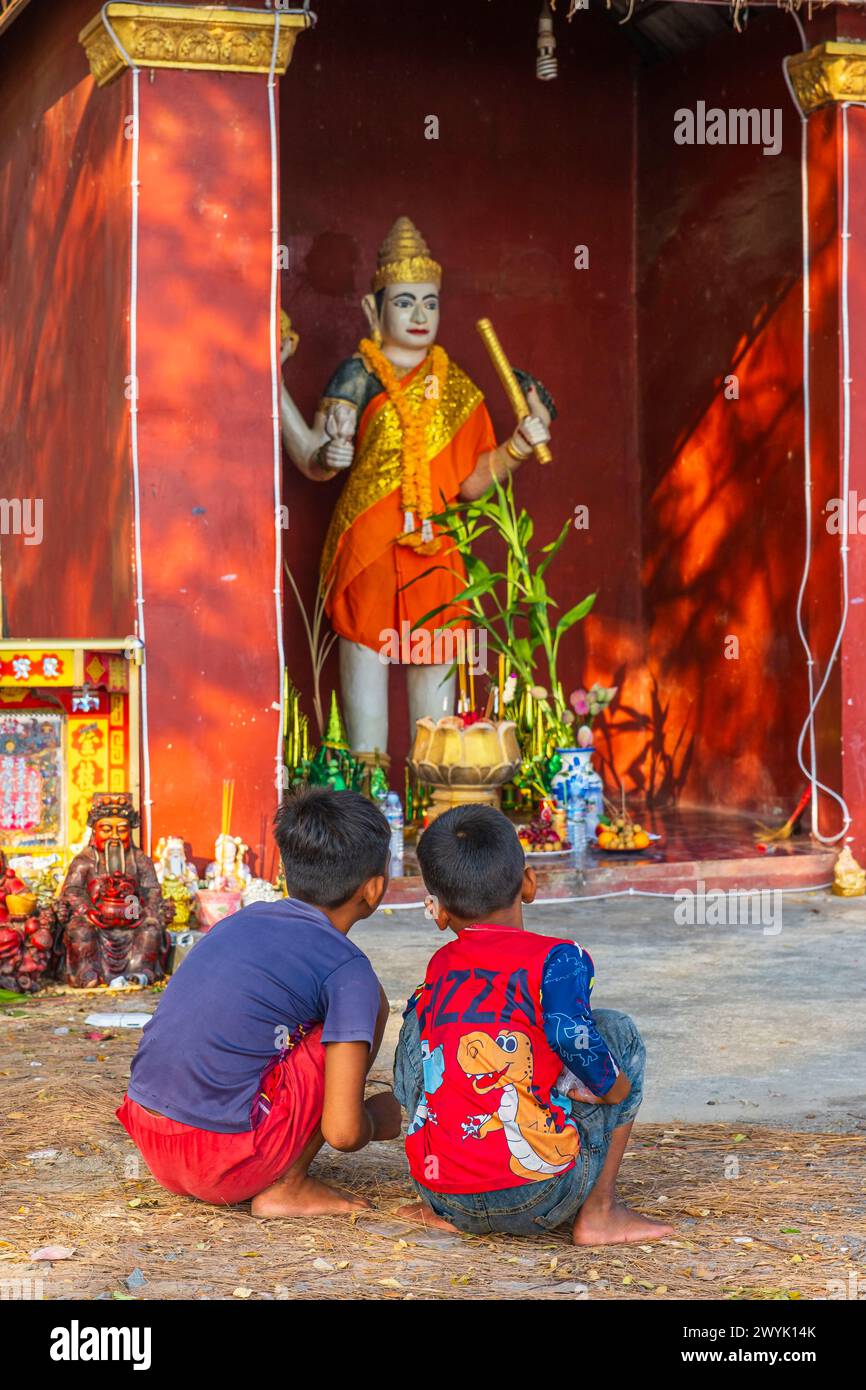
[359,337,448,555]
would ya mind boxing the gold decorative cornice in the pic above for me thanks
[79,3,310,87]
[788,41,866,116]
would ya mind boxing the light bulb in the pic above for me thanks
[537,2,557,81]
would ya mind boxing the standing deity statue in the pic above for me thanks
[280,217,554,762]
[154,835,199,927]
[53,793,172,988]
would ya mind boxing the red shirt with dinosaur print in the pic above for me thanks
[405,926,581,1194]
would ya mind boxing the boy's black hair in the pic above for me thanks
[416,804,525,921]
[273,784,390,909]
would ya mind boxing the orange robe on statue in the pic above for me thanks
[320,354,496,656]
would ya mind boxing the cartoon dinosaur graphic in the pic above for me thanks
[457,1029,578,1182]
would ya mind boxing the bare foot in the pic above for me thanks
[251,1175,371,1218]
[394,1200,460,1233]
[572,1200,674,1246]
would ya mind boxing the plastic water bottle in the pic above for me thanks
[566,776,586,854]
[581,766,605,824]
[384,791,404,866]
[569,807,587,855]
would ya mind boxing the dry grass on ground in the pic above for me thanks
[1,990,863,1301]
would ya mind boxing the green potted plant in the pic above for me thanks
[411,469,596,752]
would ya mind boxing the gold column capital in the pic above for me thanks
[788,40,866,116]
[79,3,311,87]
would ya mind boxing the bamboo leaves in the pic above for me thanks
[415,471,594,730]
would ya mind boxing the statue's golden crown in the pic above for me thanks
[372,216,442,293]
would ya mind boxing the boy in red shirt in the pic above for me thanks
[394,805,673,1244]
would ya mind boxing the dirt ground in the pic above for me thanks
[1,989,863,1302]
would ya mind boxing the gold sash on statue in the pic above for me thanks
[320,355,483,588]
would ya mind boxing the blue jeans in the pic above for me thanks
[393,1007,645,1236]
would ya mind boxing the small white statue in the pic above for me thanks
[205,833,251,894]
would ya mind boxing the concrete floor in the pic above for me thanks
[354,889,866,1132]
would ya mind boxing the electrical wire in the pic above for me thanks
[267,13,287,801]
[783,36,853,845]
[96,5,317,837]
[100,5,152,852]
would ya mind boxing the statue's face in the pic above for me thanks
[93,816,131,851]
[380,281,440,351]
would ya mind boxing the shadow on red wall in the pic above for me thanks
[636,10,817,813]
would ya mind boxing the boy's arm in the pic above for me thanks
[541,944,630,1106]
[319,968,401,1151]
[321,1041,401,1151]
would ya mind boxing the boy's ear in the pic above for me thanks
[435,905,453,933]
[521,865,538,905]
[424,894,451,933]
[360,875,387,914]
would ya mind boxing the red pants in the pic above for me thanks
[116,1027,325,1205]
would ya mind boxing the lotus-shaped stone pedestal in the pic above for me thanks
[408,716,522,821]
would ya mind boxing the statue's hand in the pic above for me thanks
[525,383,552,430]
[322,402,357,472]
[510,410,551,458]
[280,335,297,366]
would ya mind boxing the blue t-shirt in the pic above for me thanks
[127,898,381,1133]
[540,943,620,1096]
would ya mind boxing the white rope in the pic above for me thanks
[101,5,152,853]
[375,880,832,913]
[267,13,287,802]
[783,41,853,846]
[96,6,317,836]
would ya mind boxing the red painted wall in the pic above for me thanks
[0,3,282,865]
[134,68,282,869]
[0,0,132,637]
[2,0,857,843]
[279,0,641,779]
[635,11,815,812]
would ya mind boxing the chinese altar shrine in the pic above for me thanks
[0,639,140,863]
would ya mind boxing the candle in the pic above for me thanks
[458,657,467,714]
